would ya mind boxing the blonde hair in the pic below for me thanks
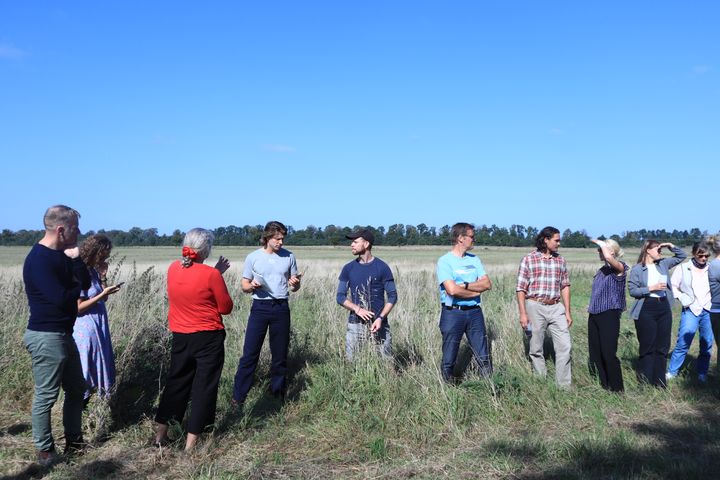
[707,234,720,256]
[605,239,624,259]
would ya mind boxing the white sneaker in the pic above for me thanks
[665,372,677,380]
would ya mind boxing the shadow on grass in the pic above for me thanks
[451,329,556,381]
[109,326,169,432]
[75,458,123,479]
[1,423,30,436]
[1,463,49,480]
[485,401,720,479]
[392,340,424,372]
[214,329,328,434]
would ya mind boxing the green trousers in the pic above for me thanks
[23,329,86,452]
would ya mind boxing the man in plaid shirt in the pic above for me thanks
[516,226,573,387]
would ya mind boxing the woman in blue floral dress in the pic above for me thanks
[73,234,122,401]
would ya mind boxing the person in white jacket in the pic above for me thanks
[667,241,713,382]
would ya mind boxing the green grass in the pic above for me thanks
[1,245,719,479]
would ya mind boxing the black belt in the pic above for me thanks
[253,298,288,304]
[443,304,481,311]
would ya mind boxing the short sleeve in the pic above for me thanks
[289,253,298,276]
[437,255,453,284]
[474,257,486,279]
[242,253,254,280]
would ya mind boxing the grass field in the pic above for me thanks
[1,245,719,479]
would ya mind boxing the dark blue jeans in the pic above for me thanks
[439,307,492,381]
[233,299,290,403]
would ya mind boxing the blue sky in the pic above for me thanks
[1,1,718,237]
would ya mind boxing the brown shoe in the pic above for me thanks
[37,448,60,467]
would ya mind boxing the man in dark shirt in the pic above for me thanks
[336,229,397,360]
[23,205,90,466]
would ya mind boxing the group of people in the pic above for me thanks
[21,205,720,466]
[511,226,720,393]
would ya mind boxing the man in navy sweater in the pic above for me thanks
[336,229,397,360]
[23,205,90,466]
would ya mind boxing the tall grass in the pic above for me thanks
[1,247,719,479]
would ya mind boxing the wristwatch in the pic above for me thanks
[376,315,385,322]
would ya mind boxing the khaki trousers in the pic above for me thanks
[526,301,572,387]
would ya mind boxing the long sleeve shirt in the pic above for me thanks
[167,261,234,333]
[24,243,91,333]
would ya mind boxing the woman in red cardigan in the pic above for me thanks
[154,228,233,451]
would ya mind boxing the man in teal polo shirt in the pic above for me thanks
[436,222,493,382]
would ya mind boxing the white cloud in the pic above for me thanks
[263,144,296,153]
[0,43,27,60]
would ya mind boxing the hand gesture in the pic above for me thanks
[370,317,383,333]
[64,247,80,259]
[288,274,301,288]
[101,284,121,299]
[215,256,230,274]
[355,307,374,322]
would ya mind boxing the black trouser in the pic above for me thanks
[156,330,225,434]
[588,309,624,392]
[711,312,720,370]
[635,298,672,387]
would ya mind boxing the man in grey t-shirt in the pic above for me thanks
[233,221,300,405]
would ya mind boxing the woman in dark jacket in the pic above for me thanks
[628,240,686,387]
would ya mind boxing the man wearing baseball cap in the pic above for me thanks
[336,229,397,360]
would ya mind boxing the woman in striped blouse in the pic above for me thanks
[587,239,628,392]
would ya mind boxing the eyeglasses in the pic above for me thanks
[696,254,710,258]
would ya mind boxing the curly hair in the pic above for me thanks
[80,234,113,268]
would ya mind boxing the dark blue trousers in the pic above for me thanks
[233,299,290,403]
[439,307,492,381]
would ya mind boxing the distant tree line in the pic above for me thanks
[0,224,710,248]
